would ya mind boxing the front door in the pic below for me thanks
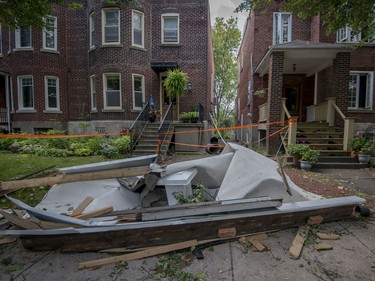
[283,85,300,117]
[160,74,178,120]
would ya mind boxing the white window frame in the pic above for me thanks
[89,12,95,48]
[15,27,32,48]
[90,75,97,110]
[337,26,375,43]
[132,74,145,110]
[273,12,292,45]
[348,71,374,110]
[43,16,57,50]
[18,76,34,110]
[161,13,179,44]
[132,10,144,48]
[103,73,122,109]
[102,9,120,45]
[44,76,60,111]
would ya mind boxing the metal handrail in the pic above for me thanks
[129,102,150,152]
[157,103,173,154]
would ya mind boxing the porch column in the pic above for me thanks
[332,52,351,126]
[266,51,284,155]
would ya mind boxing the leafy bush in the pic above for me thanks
[99,141,119,158]
[300,149,320,164]
[0,138,14,151]
[359,140,374,155]
[173,184,207,204]
[112,136,131,155]
[69,142,93,156]
[35,148,70,157]
[286,144,310,158]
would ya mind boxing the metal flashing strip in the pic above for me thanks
[1,196,365,237]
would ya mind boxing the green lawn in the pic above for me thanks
[0,152,113,208]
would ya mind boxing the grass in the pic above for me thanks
[0,152,115,208]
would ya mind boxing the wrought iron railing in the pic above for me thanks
[129,101,150,152]
[158,103,173,153]
[0,108,8,123]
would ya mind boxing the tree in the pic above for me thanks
[235,0,375,42]
[212,17,241,128]
[0,0,139,29]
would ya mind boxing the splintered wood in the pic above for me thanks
[238,233,268,252]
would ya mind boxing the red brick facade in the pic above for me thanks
[237,2,375,154]
[0,0,214,133]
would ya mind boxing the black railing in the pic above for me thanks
[158,103,174,153]
[198,103,204,122]
[129,101,150,152]
[0,108,8,123]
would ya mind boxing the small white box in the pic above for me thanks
[157,168,198,205]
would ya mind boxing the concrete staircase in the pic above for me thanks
[284,122,366,168]
[132,122,172,157]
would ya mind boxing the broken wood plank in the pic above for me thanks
[289,227,307,259]
[0,236,17,245]
[78,240,198,269]
[71,196,93,217]
[218,227,236,238]
[307,215,323,225]
[248,238,266,252]
[34,220,77,230]
[116,214,138,222]
[75,207,113,220]
[314,243,333,251]
[245,233,268,242]
[0,166,150,191]
[0,210,40,230]
[316,232,340,240]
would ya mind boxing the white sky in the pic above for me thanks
[209,0,248,36]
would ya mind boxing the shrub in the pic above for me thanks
[99,141,119,158]
[0,138,14,151]
[359,140,374,155]
[300,149,320,164]
[112,136,131,155]
[70,142,93,156]
[35,148,70,157]
[286,144,310,158]
[349,136,368,152]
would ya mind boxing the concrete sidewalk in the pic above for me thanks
[1,215,374,281]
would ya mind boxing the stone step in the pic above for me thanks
[313,162,368,169]
[317,156,358,163]
[317,150,351,156]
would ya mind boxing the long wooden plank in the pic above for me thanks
[71,196,93,217]
[78,240,198,269]
[75,206,113,220]
[0,210,40,230]
[0,166,150,191]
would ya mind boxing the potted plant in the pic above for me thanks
[349,136,367,158]
[358,139,374,164]
[300,148,320,170]
[189,111,199,123]
[286,144,310,163]
[179,112,190,123]
[149,110,156,123]
[163,68,189,100]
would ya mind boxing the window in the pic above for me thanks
[337,27,375,43]
[18,76,34,110]
[162,14,179,44]
[90,75,96,110]
[132,74,144,110]
[43,16,57,50]
[103,73,121,109]
[273,13,291,45]
[16,27,32,48]
[89,13,95,48]
[348,72,374,109]
[45,76,59,111]
[132,10,144,47]
[102,9,120,44]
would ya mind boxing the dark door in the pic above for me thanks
[283,85,300,117]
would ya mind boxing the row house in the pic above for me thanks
[0,0,214,134]
[237,2,374,155]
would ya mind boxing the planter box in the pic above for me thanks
[174,123,203,152]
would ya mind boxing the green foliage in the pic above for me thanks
[179,111,199,123]
[212,17,241,127]
[35,148,71,157]
[349,136,368,152]
[179,112,190,122]
[109,261,128,281]
[70,142,93,156]
[99,141,120,158]
[0,138,14,150]
[286,144,310,158]
[300,148,320,164]
[173,184,207,204]
[359,140,374,155]
[235,0,375,43]
[164,68,189,99]
[112,136,132,155]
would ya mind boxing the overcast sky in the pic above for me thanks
[209,0,248,36]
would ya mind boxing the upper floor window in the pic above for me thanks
[132,74,144,110]
[18,76,34,110]
[337,27,375,43]
[102,9,120,45]
[16,27,32,48]
[348,71,374,110]
[162,14,179,44]
[89,13,95,48]
[103,73,121,109]
[90,75,97,110]
[273,13,291,45]
[43,16,57,50]
[45,76,60,111]
[132,10,144,48]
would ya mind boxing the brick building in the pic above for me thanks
[236,2,374,154]
[0,0,214,134]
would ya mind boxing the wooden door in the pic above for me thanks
[160,75,178,120]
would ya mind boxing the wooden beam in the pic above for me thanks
[248,238,266,252]
[75,207,113,220]
[71,196,93,217]
[0,166,150,191]
[0,210,40,230]
[78,240,198,269]
[289,227,307,259]
[0,236,17,245]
